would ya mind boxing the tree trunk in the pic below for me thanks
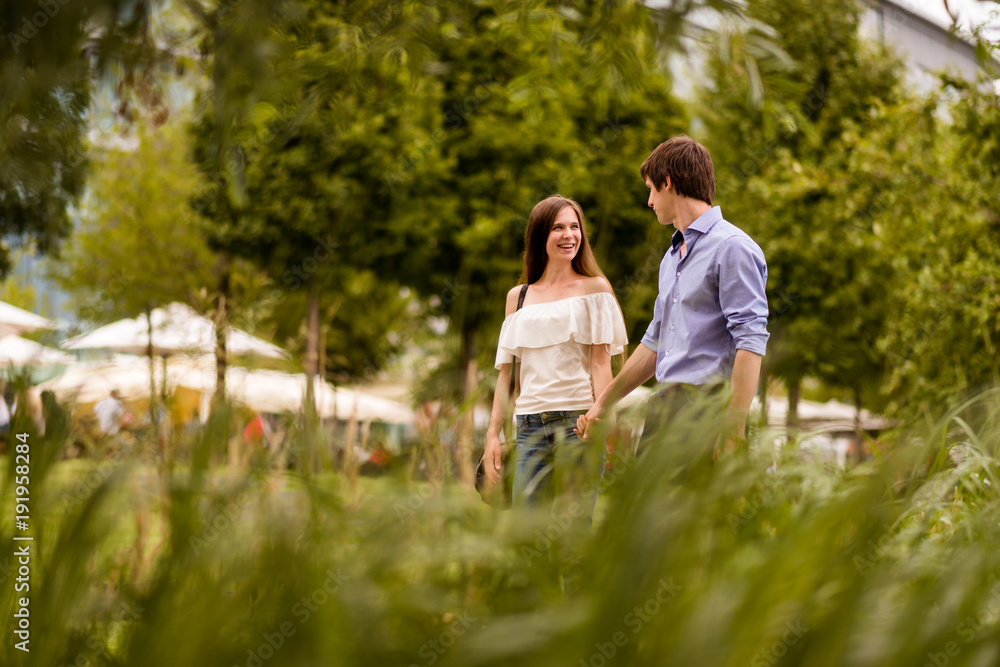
[787,376,800,431]
[215,253,231,401]
[146,304,158,431]
[303,288,321,472]
[853,386,864,464]
[457,325,477,486]
[319,323,327,387]
[305,287,320,407]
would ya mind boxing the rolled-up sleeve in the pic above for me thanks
[640,292,664,352]
[717,237,769,356]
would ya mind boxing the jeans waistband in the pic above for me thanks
[516,409,587,426]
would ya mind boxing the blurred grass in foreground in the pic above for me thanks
[2,390,1000,667]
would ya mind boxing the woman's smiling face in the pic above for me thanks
[546,205,582,262]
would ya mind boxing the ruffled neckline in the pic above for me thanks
[495,291,628,365]
[508,292,614,317]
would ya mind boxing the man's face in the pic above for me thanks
[646,175,675,226]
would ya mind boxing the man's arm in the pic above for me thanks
[576,343,657,440]
[723,349,762,446]
[717,236,769,451]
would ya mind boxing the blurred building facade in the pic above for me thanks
[861,0,995,90]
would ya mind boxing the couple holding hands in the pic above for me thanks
[481,136,770,517]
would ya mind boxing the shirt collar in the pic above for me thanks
[671,206,723,250]
[688,206,723,234]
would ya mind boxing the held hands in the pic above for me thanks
[574,403,612,441]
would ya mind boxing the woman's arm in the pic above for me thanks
[590,343,614,414]
[482,286,522,483]
[483,363,514,482]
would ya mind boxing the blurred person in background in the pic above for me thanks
[243,412,272,448]
[95,389,129,436]
[4,383,46,437]
[482,195,627,517]
[0,383,10,448]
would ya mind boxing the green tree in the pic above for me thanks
[187,0,440,432]
[701,0,906,422]
[0,0,192,276]
[48,120,217,323]
[877,78,1000,417]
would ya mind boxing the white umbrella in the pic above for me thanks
[37,357,169,404]
[39,355,415,424]
[61,302,288,359]
[166,357,414,424]
[325,387,415,424]
[0,301,57,338]
[0,335,76,366]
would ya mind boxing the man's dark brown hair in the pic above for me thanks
[640,136,716,205]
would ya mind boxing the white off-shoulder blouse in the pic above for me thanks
[494,292,628,416]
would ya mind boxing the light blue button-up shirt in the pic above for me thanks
[640,206,769,385]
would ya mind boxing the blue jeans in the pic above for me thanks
[511,410,605,517]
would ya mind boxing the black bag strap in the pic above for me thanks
[510,284,529,395]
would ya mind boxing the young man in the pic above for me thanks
[576,136,769,451]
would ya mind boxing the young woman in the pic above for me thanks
[482,195,627,512]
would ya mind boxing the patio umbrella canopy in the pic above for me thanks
[166,357,414,424]
[0,334,76,366]
[37,357,169,404]
[39,355,415,425]
[60,302,288,359]
[0,301,57,338]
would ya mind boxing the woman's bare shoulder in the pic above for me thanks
[581,275,614,296]
[505,285,525,315]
